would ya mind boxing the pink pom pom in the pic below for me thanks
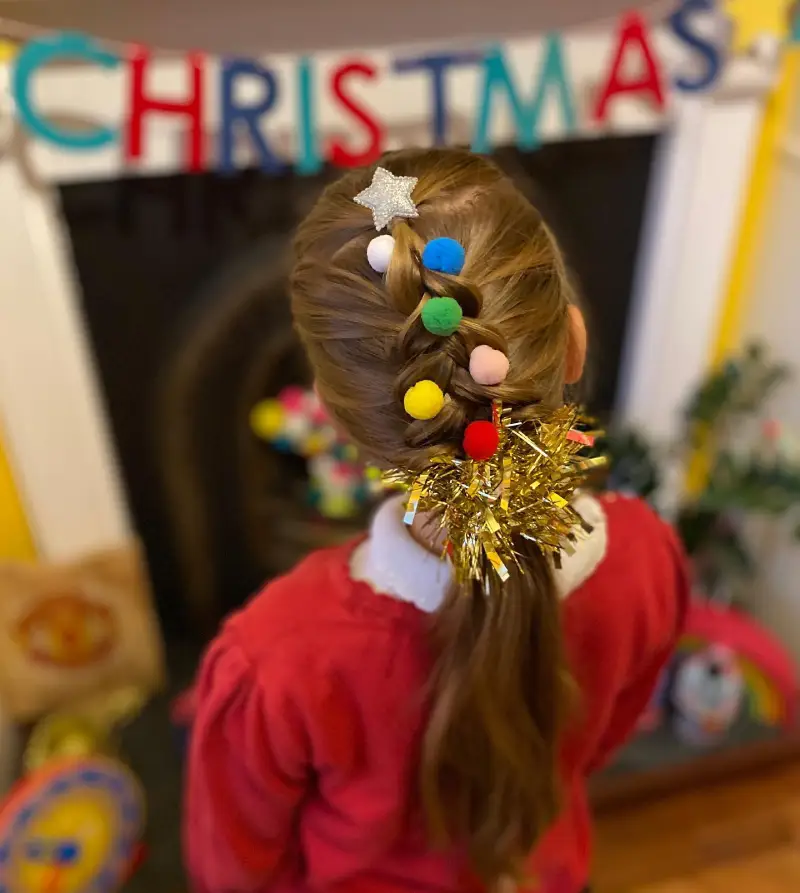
[280,385,306,412]
[469,345,509,386]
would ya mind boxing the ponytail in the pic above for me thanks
[421,537,571,885]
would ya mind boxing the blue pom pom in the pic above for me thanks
[422,237,466,275]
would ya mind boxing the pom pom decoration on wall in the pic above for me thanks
[250,386,382,520]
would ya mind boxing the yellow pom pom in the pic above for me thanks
[404,380,445,420]
[304,431,328,456]
[250,400,285,439]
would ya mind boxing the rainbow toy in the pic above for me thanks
[672,644,745,746]
[677,601,799,731]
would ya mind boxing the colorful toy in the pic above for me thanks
[250,386,382,520]
[0,710,145,893]
[634,600,799,745]
[672,644,745,746]
[637,600,798,745]
[676,600,798,732]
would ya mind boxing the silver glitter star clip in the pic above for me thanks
[353,167,419,232]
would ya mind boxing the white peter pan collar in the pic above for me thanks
[350,493,608,613]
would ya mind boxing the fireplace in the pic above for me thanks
[58,136,656,636]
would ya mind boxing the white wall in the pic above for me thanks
[740,72,800,660]
[0,0,673,54]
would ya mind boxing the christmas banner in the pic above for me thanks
[0,1,791,181]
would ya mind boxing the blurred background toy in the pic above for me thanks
[671,644,745,746]
[636,598,799,747]
[250,386,383,520]
[672,600,798,743]
[0,690,147,893]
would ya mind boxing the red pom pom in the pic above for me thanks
[463,420,499,461]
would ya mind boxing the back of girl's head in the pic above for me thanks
[291,148,575,886]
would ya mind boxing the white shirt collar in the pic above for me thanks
[350,493,608,613]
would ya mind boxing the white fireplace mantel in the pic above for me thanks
[0,29,773,559]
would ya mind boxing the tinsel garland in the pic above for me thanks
[383,403,606,583]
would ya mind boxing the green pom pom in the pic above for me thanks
[421,296,462,336]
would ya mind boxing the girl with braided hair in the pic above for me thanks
[185,148,688,893]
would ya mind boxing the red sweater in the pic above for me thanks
[185,494,688,893]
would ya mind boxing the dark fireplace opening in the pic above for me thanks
[58,136,656,639]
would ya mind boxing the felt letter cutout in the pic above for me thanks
[219,58,285,174]
[13,31,120,150]
[473,36,575,153]
[126,48,205,171]
[393,51,483,145]
[329,60,384,167]
[592,12,666,123]
[669,0,723,92]
[296,56,322,174]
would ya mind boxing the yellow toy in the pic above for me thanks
[0,692,146,893]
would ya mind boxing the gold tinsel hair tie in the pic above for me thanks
[383,402,606,583]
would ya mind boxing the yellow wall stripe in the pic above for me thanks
[710,48,800,367]
[687,47,799,493]
[0,422,36,560]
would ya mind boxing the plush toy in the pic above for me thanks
[250,386,382,520]
[671,644,745,746]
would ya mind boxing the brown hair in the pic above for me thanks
[290,148,575,886]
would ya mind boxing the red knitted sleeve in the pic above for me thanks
[184,630,310,893]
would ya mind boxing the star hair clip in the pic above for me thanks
[354,166,419,232]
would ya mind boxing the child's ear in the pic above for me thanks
[565,306,587,385]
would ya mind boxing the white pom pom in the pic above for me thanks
[367,234,395,273]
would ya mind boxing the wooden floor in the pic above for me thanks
[593,761,800,892]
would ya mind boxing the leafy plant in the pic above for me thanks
[602,343,800,603]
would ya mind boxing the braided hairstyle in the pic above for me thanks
[291,148,577,886]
